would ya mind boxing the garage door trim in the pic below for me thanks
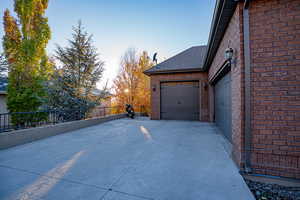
[210,60,231,85]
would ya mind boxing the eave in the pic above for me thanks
[143,68,205,76]
[202,0,239,71]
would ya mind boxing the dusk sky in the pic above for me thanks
[0,0,215,88]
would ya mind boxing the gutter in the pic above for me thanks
[243,0,252,173]
[202,0,226,71]
[143,68,204,76]
[202,0,238,71]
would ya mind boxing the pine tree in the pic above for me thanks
[2,0,52,113]
[48,21,105,113]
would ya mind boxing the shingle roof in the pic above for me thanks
[144,45,207,75]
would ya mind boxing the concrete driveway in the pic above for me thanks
[0,118,254,200]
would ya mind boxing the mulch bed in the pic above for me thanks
[245,179,300,200]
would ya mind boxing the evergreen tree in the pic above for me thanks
[47,21,105,113]
[2,0,52,113]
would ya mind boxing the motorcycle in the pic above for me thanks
[125,104,135,119]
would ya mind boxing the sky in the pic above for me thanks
[0,0,215,88]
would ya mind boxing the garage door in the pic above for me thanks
[161,81,199,120]
[214,72,232,141]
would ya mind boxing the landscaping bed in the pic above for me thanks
[245,179,300,200]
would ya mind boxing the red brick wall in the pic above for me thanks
[208,4,245,168]
[249,0,300,179]
[149,72,209,121]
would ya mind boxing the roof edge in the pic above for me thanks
[144,68,205,76]
[203,0,239,71]
[144,45,207,75]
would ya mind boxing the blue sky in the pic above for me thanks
[0,0,215,88]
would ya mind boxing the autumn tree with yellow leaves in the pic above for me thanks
[113,48,152,114]
[2,0,52,114]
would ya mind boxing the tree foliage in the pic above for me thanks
[2,0,52,113]
[113,48,152,114]
[46,21,105,114]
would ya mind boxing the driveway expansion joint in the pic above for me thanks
[0,164,108,191]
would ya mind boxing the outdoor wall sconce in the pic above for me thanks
[225,47,234,61]
[225,46,236,68]
[152,85,156,92]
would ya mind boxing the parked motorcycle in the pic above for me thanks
[125,104,135,119]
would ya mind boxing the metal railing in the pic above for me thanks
[88,106,123,118]
[0,106,124,133]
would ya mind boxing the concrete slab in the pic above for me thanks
[0,118,254,200]
[111,120,254,200]
[0,166,106,200]
[103,191,153,200]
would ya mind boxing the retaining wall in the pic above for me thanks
[0,113,127,150]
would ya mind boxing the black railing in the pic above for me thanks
[0,106,124,133]
[88,106,123,118]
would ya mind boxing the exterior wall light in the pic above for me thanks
[225,47,234,60]
[152,85,156,92]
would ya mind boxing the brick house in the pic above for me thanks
[144,46,209,121]
[145,0,300,179]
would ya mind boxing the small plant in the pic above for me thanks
[11,111,49,129]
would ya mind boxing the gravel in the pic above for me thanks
[245,179,300,200]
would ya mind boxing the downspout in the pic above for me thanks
[243,0,252,173]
